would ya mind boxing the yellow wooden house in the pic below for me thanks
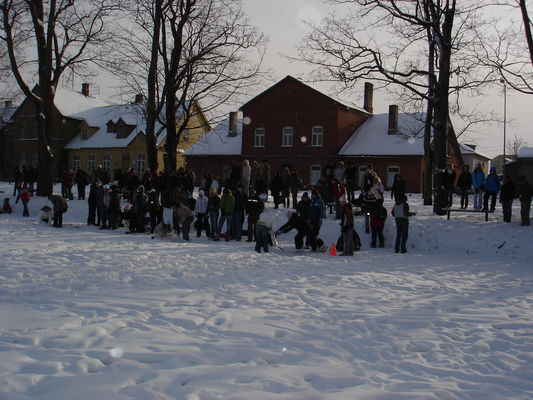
[65,99,210,176]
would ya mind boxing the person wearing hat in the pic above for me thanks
[472,162,486,210]
[482,167,500,212]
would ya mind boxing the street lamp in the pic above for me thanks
[500,78,507,177]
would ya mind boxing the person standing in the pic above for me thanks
[517,175,533,226]
[457,165,472,209]
[207,188,221,240]
[483,167,500,212]
[217,188,235,240]
[391,194,415,254]
[340,203,355,256]
[499,176,516,223]
[48,194,68,228]
[194,189,209,237]
[289,169,302,209]
[131,185,148,233]
[391,173,406,202]
[75,168,89,200]
[241,160,251,197]
[19,185,31,217]
[12,167,22,197]
[370,203,387,248]
[176,201,194,240]
[245,189,264,242]
[472,163,486,210]
[443,164,456,207]
[345,162,357,202]
[309,189,325,246]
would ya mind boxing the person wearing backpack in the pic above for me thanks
[370,203,387,248]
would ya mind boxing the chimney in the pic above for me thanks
[363,82,374,113]
[388,105,398,134]
[134,94,144,104]
[4,100,13,108]
[228,111,238,137]
[82,83,90,97]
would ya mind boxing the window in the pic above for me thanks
[102,155,111,171]
[106,121,116,133]
[282,126,293,147]
[254,127,265,147]
[136,153,146,174]
[311,126,323,147]
[386,166,400,189]
[31,152,38,168]
[88,155,96,172]
[310,165,321,186]
[73,155,81,171]
[81,127,88,140]
[358,165,371,189]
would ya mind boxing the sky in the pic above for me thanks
[240,0,533,159]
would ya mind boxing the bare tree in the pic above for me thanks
[297,0,493,212]
[0,0,122,195]
[106,0,267,174]
[506,134,528,157]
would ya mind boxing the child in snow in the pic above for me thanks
[254,212,275,254]
[39,205,53,224]
[2,198,12,214]
[370,203,387,248]
[391,195,415,254]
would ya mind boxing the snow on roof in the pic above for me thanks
[339,113,426,156]
[185,117,242,156]
[517,146,533,159]
[65,101,191,150]
[459,143,491,160]
[54,87,112,116]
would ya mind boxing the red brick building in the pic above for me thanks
[185,76,463,193]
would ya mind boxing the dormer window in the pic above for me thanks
[106,121,116,133]
[81,127,88,140]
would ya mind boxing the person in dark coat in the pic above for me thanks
[517,175,533,226]
[276,210,317,251]
[87,181,99,225]
[483,167,500,212]
[270,171,283,209]
[296,192,311,221]
[289,169,302,209]
[108,185,122,229]
[12,167,22,197]
[131,185,148,233]
[443,164,457,207]
[457,165,472,209]
[231,186,246,241]
[75,169,89,200]
[391,173,406,202]
[340,203,356,256]
[245,189,264,242]
[48,194,68,228]
[308,190,325,247]
[146,188,160,234]
[207,188,221,240]
[499,176,516,223]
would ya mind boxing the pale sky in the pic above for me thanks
[241,0,533,158]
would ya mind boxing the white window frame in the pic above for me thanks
[386,166,400,189]
[19,152,27,168]
[136,153,146,175]
[311,126,323,147]
[310,165,322,186]
[72,154,81,171]
[254,127,265,148]
[31,152,38,168]
[88,155,96,172]
[282,126,293,147]
[102,154,111,171]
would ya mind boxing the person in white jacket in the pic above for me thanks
[194,190,209,237]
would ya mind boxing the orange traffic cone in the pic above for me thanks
[329,242,337,256]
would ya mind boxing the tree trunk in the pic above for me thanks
[519,0,533,67]
[145,0,163,173]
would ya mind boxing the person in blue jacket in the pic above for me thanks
[471,163,486,210]
[483,167,500,212]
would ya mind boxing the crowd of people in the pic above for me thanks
[4,159,532,254]
[440,162,533,226]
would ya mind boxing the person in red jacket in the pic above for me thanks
[19,185,31,217]
[370,203,387,248]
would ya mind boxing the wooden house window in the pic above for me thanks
[102,154,111,171]
[254,127,265,147]
[311,126,323,147]
[81,127,88,140]
[72,155,81,171]
[88,154,96,171]
[310,165,321,185]
[282,126,293,147]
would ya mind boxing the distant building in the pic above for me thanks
[461,143,492,172]
[505,147,533,182]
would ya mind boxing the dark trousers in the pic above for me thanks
[179,216,193,240]
[371,227,384,247]
[88,203,96,225]
[483,191,497,211]
[460,188,469,209]
[53,211,63,227]
[255,224,269,253]
[195,213,209,237]
[502,200,513,223]
[291,191,298,209]
[395,218,409,253]
[445,187,453,207]
[520,199,531,226]
[231,212,243,240]
[77,184,86,200]
[21,199,29,216]
[209,210,219,238]
[247,214,259,241]
[346,179,356,202]
[342,228,355,255]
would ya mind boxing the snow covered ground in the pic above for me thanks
[0,181,532,400]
